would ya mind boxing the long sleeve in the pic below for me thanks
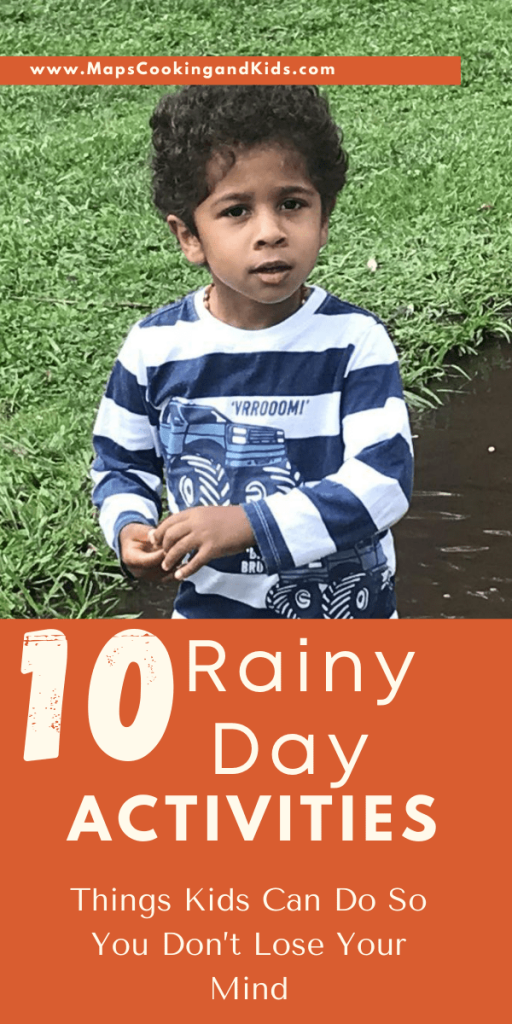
[242,319,413,574]
[91,327,164,556]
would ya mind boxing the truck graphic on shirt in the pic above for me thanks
[159,397,302,509]
[265,540,394,619]
[159,398,394,620]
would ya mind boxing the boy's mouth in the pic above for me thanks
[250,261,292,276]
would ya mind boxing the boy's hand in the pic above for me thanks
[149,505,255,580]
[118,523,169,580]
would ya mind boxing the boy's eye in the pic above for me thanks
[281,199,304,211]
[223,205,247,218]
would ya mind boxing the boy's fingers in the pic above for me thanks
[137,548,166,566]
[126,547,165,569]
[158,522,191,555]
[174,549,207,581]
[150,514,177,547]
[120,522,155,548]
[161,535,195,573]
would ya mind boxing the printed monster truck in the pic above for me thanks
[159,398,302,509]
[265,539,395,620]
[159,399,393,619]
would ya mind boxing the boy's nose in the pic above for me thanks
[253,209,287,247]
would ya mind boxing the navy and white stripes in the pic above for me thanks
[92,285,413,617]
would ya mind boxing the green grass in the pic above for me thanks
[1,0,511,617]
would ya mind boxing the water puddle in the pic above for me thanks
[395,339,512,617]
[118,339,512,619]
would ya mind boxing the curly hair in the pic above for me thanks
[150,85,348,233]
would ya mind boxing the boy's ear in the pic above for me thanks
[167,215,206,265]
[320,217,329,248]
[319,198,335,247]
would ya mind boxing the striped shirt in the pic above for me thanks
[92,284,413,618]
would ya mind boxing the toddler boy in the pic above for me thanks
[92,85,413,618]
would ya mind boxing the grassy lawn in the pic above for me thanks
[1,0,511,617]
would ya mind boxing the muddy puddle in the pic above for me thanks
[395,338,512,617]
[117,339,511,619]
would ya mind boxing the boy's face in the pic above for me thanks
[168,143,329,328]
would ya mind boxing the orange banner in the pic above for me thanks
[1,618,508,1021]
[0,55,461,86]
